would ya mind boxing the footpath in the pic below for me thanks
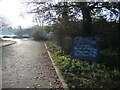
[0,40,16,48]
[1,39,69,89]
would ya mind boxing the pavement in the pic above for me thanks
[1,39,63,88]
[0,38,16,89]
[0,44,2,90]
[0,40,16,48]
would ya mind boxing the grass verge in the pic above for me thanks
[46,41,120,89]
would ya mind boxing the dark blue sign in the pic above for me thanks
[71,37,100,62]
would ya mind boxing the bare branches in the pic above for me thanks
[25,1,120,26]
[90,2,99,9]
[0,16,10,29]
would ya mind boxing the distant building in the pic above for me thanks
[0,28,15,35]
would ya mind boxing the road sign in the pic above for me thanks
[71,37,100,62]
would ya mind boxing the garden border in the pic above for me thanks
[45,43,69,89]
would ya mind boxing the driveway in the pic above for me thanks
[2,39,63,88]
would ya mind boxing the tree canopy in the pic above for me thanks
[25,1,120,49]
[26,1,119,29]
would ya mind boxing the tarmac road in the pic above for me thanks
[2,39,63,88]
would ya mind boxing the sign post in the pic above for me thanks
[67,36,100,73]
[67,57,72,73]
[92,62,97,72]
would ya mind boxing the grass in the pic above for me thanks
[46,41,120,89]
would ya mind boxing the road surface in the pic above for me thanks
[2,39,63,88]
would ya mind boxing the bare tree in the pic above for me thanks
[0,15,10,29]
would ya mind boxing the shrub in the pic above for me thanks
[32,28,47,40]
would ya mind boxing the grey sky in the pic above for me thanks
[0,0,34,28]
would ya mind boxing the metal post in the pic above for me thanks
[92,62,97,77]
[67,58,72,73]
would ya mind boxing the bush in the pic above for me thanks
[32,28,47,40]
[62,36,73,54]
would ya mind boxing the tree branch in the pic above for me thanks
[90,2,99,9]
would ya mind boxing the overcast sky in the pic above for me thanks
[0,0,34,28]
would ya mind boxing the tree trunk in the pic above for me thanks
[118,8,120,61]
[82,7,92,36]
